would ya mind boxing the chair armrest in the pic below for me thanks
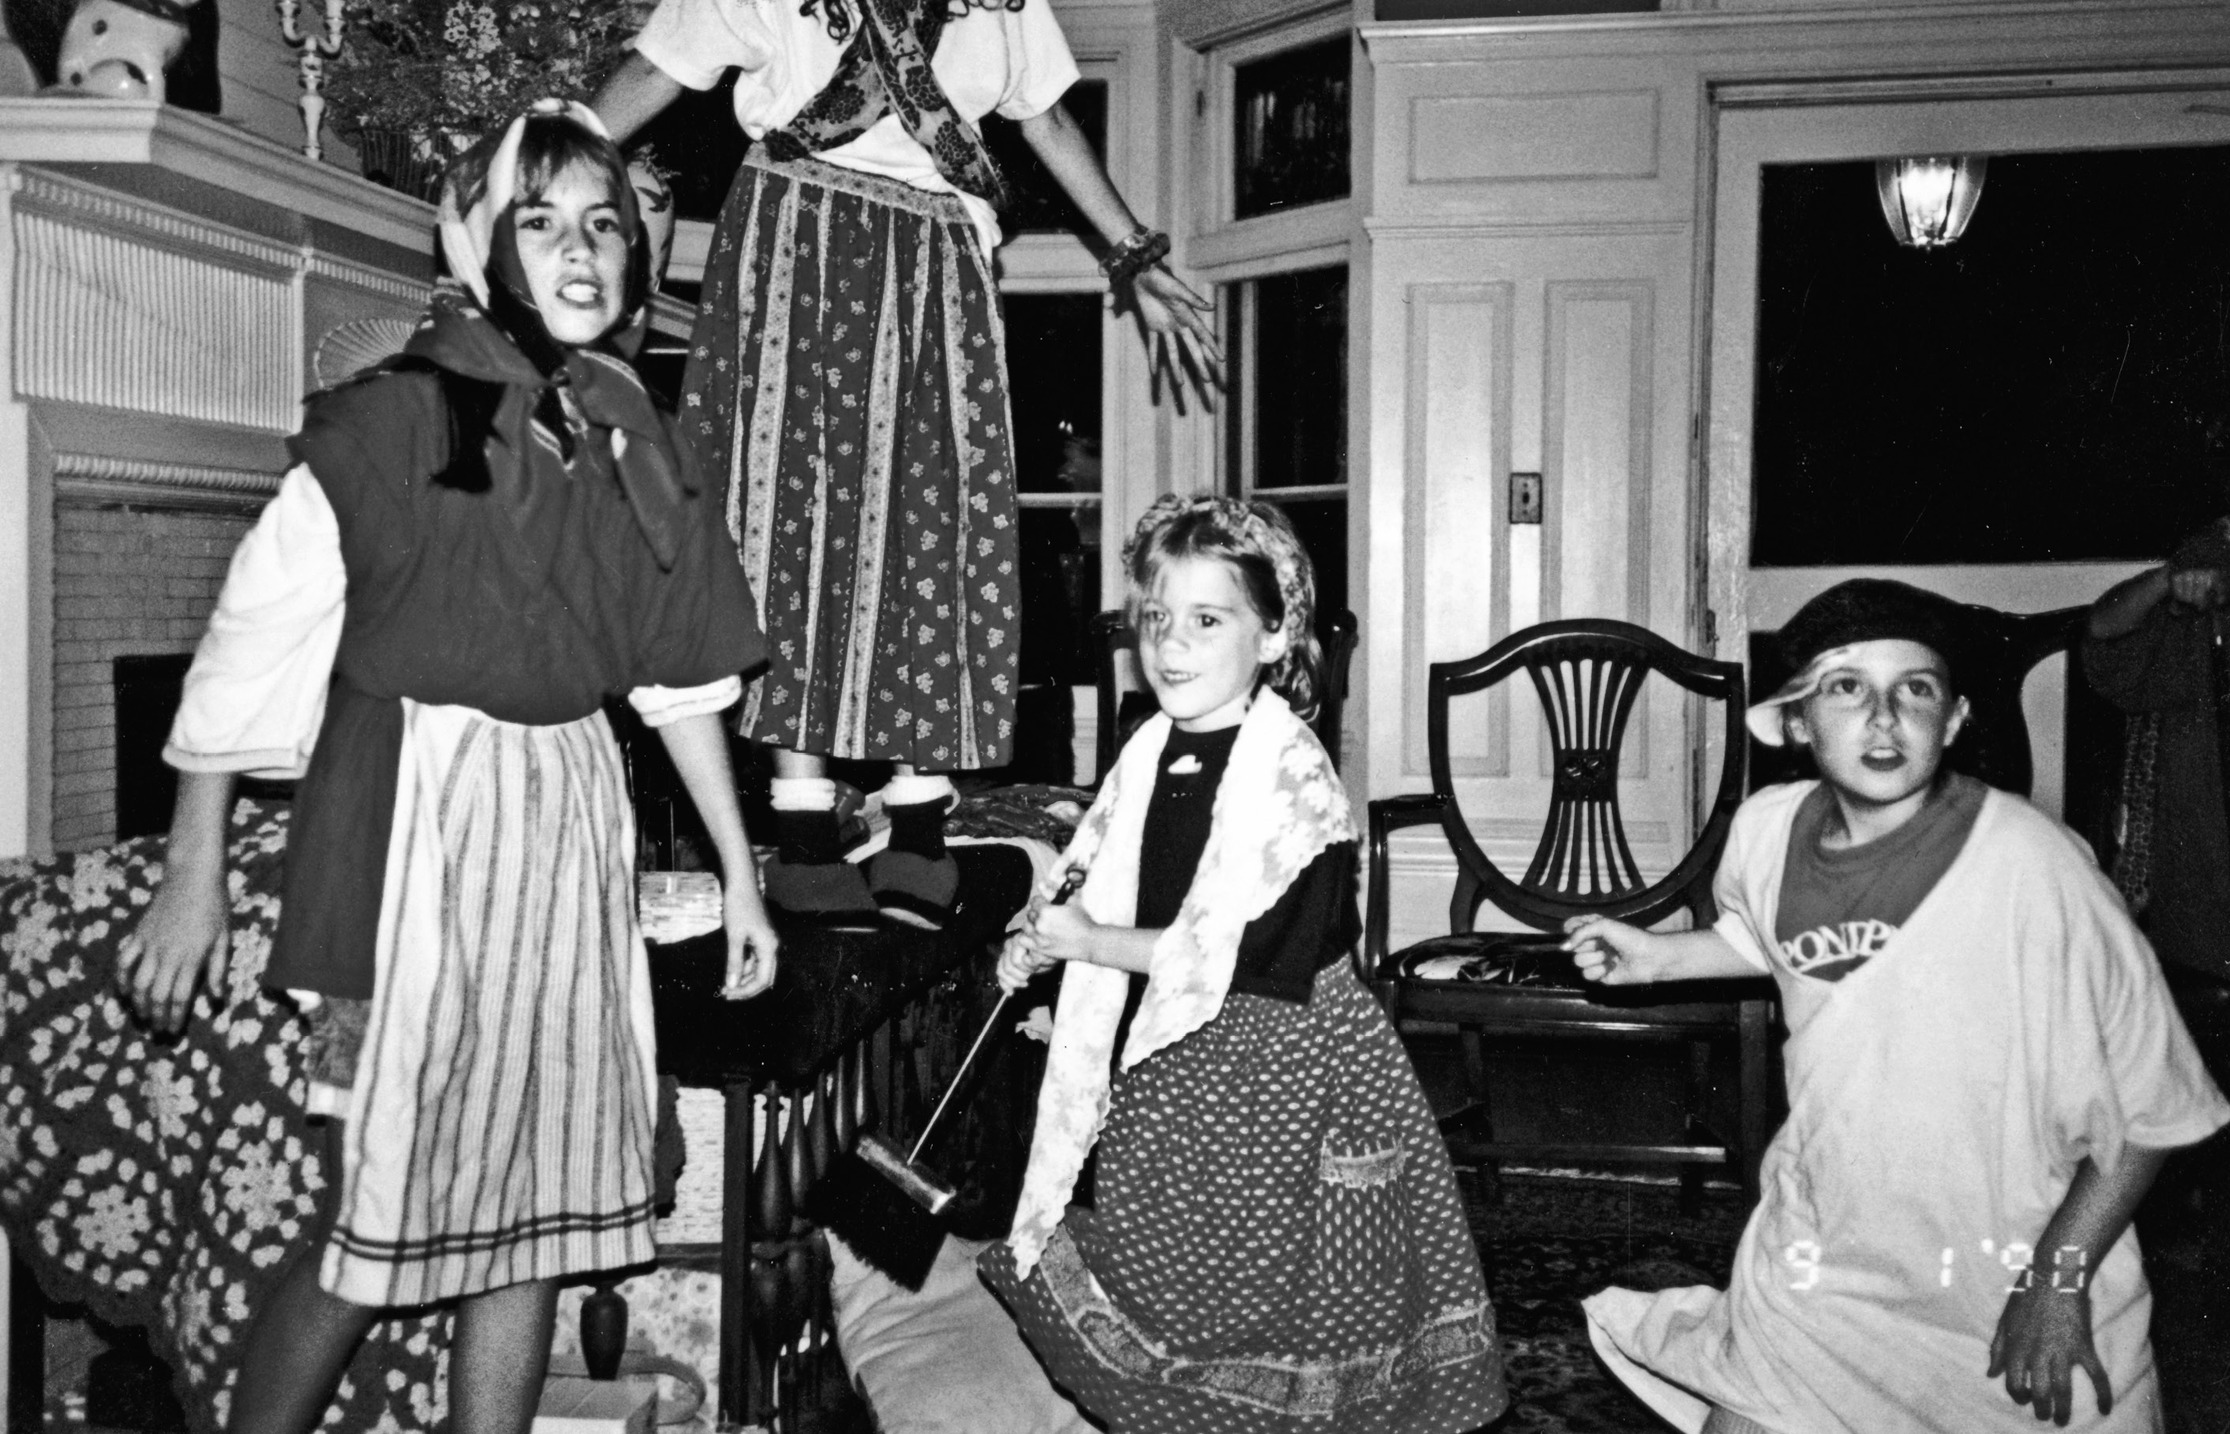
[1362,794,1455,982]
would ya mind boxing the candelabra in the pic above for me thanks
[275,0,345,162]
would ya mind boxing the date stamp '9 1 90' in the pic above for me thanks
[1783,1240,2089,1293]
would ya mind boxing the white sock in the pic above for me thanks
[769,777,839,812]
[881,773,956,808]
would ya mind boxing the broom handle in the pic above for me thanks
[908,989,1011,1165]
[906,863,1088,1164]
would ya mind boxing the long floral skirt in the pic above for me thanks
[979,966,1508,1434]
[679,150,1020,770]
[323,700,660,1307]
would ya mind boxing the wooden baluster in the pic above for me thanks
[756,1085,791,1242]
[720,1083,753,1428]
[783,1082,814,1235]
[860,1027,885,1138]
[748,1246,784,1424]
[783,1239,816,1410]
[807,1231,834,1391]
[831,1051,858,1153]
[807,1072,837,1183]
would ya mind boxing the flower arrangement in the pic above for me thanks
[324,0,647,177]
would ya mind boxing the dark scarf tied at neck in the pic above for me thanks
[417,100,691,569]
[403,289,694,571]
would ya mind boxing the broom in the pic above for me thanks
[806,865,1086,1290]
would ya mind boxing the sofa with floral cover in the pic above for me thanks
[0,800,449,1434]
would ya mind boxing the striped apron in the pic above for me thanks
[321,698,660,1306]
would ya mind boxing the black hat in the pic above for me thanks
[1748,579,1967,746]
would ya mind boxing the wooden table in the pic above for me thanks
[647,845,1036,1427]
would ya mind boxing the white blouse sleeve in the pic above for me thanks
[633,0,776,92]
[628,676,744,729]
[163,465,346,780]
[993,0,1081,122]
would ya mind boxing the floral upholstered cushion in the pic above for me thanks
[0,800,448,1434]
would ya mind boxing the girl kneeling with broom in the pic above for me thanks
[979,497,1507,1434]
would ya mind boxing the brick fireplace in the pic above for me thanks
[51,509,252,848]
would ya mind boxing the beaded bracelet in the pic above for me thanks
[1101,228,1172,289]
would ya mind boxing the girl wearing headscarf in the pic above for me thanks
[593,0,1223,928]
[120,103,776,1434]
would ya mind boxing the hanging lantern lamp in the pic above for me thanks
[1874,155,1989,249]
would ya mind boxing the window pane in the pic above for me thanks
[1003,294,1104,689]
[1233,37,1351,220]
[1263,496,1348,625]
[983,81,1109,235]
[1752,145,2230,565]
[1252,267,1348,491]
[630,79,751,223]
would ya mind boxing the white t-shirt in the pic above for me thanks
[1586,781,2230,1433]
[631,0,1081,254]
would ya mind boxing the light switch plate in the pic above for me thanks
[1510,472,1542,525]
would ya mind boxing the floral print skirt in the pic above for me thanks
[680,151,1020,770]
[979,965,1508,1434]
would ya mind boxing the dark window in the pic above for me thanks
[633,78,753,223]
[1226,266,1349,618]
[1002,292,1104,783]
[982,81,1108,236]
[1752,145,2230,566]
[1233,38,1350,221]
[1268,495,1348,632]
[1244,267,1347,493]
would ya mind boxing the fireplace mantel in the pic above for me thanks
[0,98,436,260]
[0,101,443,861]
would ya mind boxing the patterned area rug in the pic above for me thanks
[1463,1170,1747,1433]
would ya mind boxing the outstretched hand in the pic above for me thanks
[1128,265,1224,413]
[118,870,230,1034]
[1988,1284,2112,1426]
[1562,915,1654,984]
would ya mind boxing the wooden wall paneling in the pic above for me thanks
[1541,279,1655,785]
[11,172,299,432]
[1365,51,1693,231]
[1408,89,1660,186]
[1402,282,1513,785]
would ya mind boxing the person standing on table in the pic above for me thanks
[1572,579,2229,1434]
[119,103,779,1434]
[593,0,1222,929]
[979,497,1507,1434]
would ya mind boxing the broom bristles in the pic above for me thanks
[804,1145,949,1292]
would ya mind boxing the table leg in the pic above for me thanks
[720,1082,753,1427]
